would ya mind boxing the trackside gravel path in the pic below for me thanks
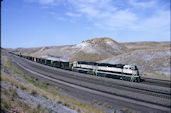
[5,53,171,113]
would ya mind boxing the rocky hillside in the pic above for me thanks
[122,41,170,51]
[12,37,170,78]
[71,38,127,61]
[18,38,128,62]
[98,48,170,78]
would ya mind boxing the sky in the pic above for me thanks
[1,0,170,48]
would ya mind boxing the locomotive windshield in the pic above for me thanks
[124,65,138,70]
[130,66,138,70]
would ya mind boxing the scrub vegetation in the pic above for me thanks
[1,56,104,113]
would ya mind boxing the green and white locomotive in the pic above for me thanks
[72,61,140,82]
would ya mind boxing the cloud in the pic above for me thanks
[65,0,138,29]
[25,0,170,36]
[65,12,81,17]
[105,10,137,29]
[38,0,55,4]
[66,0,169,32]
[25,0,57,5]
[128,0,156,8]
[48,11,67,21]
[137,10,170,30]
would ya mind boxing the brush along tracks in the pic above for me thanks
[7,53,171,111]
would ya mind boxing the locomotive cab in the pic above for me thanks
[123,65,140,82]
[123,65,139,75]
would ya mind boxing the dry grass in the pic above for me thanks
[91,99,98,105]
[1,78,49,113]
[1,56,104,113]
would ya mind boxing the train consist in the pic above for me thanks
[10,52,141,82]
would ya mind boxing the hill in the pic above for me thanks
[98,48,170,78]
[10,37,170,79]
[17,38,128,62]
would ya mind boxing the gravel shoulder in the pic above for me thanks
[1,53,103,113]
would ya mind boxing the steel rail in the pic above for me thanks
[141,77,170,88]
[8,54,170,108]
[12,57,170,112]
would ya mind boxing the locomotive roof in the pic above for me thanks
[97,63,125,68]
[77,61,124,68]
[77,61,98,65]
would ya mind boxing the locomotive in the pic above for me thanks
[72,61,140,82]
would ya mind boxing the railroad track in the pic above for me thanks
[141,77,170,88]
[14,55,170,92]
[7,52,170,88]
[17,59,171,99]
[3,52,171,112]
[12,61,171,112]
[7,53,170,109]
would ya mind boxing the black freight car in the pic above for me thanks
[26,56,29,60]
[52,61,60,68]
[41,58,46,65]
[60,61,70,70]
[37,58,42,63]
[28,56,34,61]
[45,59,52,66]
[22,55,26,59]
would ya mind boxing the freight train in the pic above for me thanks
[10,52,141,82]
